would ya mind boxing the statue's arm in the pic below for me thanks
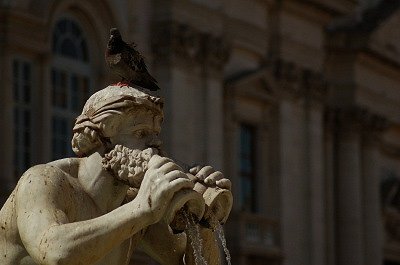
[15,165,152,265]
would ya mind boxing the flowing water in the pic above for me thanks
[184,211,208,265]
[215,223,232,265]
[183,211,231,265]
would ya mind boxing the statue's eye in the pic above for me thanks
[134,129,149,138]
[134,130,144,138]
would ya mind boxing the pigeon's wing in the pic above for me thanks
[122,44,160,90]
[120,45,139,71]
[125,46,158,82]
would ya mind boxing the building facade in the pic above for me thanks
[1,0,400,264]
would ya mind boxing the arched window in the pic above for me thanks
[51,18,92,160]
[53,18,88,62]
[13,58,33,178]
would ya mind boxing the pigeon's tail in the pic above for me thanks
[133,72,160,91]
[145,81,161,91]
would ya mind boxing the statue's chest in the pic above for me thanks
[66,188,106,221]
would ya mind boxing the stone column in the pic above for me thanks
[277,62,328,265]
[304,72,327,265]
[361,113,386,265]
[276,62,309,264]
[151,21,204,164]
[335,108,365,265]
[151,21,229,168]
[203,35,229,170]
[324,110,336,265]
[279,97,309,265]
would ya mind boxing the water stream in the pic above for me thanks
[183,211,231,265]
[184,211,208,265]
[215,223,232,265]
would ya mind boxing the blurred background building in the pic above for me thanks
[1,0,400,264]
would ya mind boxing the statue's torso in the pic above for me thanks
[0,159,142,265]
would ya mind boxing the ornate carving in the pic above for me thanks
[302,70,327,101]
[273,58,327,100]
[202,33,230,68]
[326,107,389,139]
[273,59,303,98]
[151,21,230,69]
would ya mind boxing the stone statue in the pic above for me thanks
[0,85,232,265]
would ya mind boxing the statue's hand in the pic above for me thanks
[189,166,233,227]
[135,155,194,224]
[189,166,231,190]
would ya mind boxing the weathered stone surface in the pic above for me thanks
[0,85,232,264]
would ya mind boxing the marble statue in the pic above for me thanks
[0,85,232,265]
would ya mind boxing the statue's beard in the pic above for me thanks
[102,145,160,200]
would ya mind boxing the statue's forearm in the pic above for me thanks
[185,227,220,265]
[36,201,151,265]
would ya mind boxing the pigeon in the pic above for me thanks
[106,28,160,91]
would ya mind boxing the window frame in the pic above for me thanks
[50,17,93,160]
[238,123,258,213]
[12,58,34,178]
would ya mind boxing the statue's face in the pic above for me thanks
[109,108,163,152]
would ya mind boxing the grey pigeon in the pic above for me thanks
[106,28,160,91]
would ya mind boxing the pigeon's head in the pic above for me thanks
[110,28,121,39]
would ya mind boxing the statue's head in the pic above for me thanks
[71,86,164,192]
[71,85,164,157]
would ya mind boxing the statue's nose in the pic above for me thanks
[146,135,162,148]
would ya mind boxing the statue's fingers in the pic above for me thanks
[148,155,173,169]
[168,178,194,193]
[165,170,188,182]
[158,161,182,174]
[196,166,214,180]
[189,165,202,175]
[204,171,223,185]
[216,179,232,190]
[186,173,197,182]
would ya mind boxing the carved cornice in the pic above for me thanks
[273,58,327,101]
[303,69,328,101]
[273,59,303,98]
[325,107,389,140]
[151,21,230,69]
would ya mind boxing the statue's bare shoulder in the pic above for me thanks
[15,160,98,224]
[15,163,79,223]
[0,161,84,264]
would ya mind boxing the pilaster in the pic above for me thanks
[151,20,230,167]
[330,107,387,265]
[361,112,388,265]
[334,107,365,265]
[276,57,328,265]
